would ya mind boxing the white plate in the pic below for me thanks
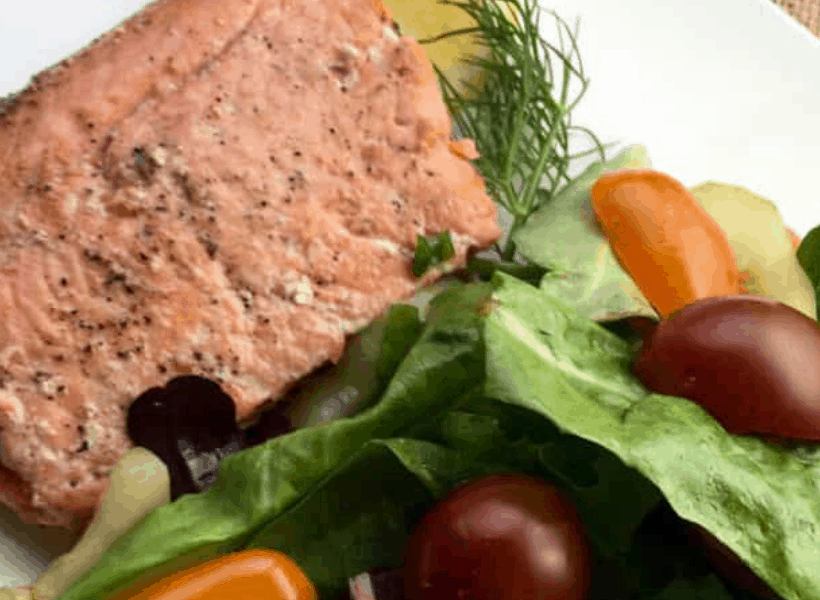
[549,0,820,237]
[1,0,819,588]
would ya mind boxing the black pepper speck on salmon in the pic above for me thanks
[0,0,500,528]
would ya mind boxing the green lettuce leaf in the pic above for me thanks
[485,272,820,600]
[511,145,658,322]
[289,304,425,426]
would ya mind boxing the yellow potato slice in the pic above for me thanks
[385,0,515,97]
[690,182,816,320]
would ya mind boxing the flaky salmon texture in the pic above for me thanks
[0,0,501,528]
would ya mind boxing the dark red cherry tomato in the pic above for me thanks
[403,473,592,600]
[633,294,820,441]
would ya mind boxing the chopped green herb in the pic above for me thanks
[412,230,457,277]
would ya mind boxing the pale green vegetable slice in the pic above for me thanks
[33,448,170,600]
[690,182,816,320]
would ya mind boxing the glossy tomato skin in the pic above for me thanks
[632,294,820,441]
[108,549,317,600]
[403,473,592,600]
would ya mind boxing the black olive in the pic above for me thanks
[164,375,239,449]
[126,386,175,462]
[127,375,246,500]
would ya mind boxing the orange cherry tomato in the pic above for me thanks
[110,550,317,600]
[591,169,743,317]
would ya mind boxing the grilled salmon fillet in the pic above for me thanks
[0,0,501,528]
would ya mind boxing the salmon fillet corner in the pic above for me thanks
[0,0,501,528]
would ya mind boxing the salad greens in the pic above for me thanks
[486,274,820,600]
[63,265,820,600]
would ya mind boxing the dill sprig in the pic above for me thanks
[419,0,609,261]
